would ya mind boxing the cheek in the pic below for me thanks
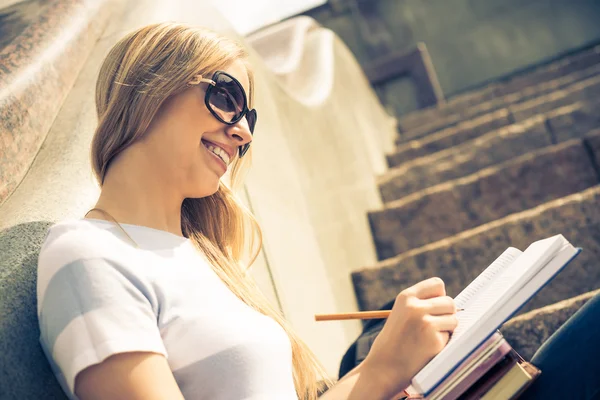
[152,104,222,168]
[146,129,200,176]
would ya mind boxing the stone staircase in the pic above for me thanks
[352,44,600,358]
[396,44,600,139]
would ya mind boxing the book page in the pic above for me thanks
[450,273,520,342]
[449,236,564,343]
[453,247,522,309]
[412,235,568,395]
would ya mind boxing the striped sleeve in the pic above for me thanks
[37,242,167,396]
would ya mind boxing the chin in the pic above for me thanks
[188,181,220,199]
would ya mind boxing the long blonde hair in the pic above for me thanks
[91,22,331,398]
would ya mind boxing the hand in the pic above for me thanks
[360,277,458,398]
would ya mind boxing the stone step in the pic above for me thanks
[500,289,599,360]
[353,185,600,313]
[398,44,600,133]
[397,45,600,138]
[508,73,600,122]
[395,66,600,145]
[388,108,513,168]
[388,96,600,168]
[371,139,599,260]
[381,102,600,200]
[379,117,552,202]
[548,103,600,143]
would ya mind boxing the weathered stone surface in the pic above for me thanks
[500,290,599,360]
[584,129,600,163]
[397,45,600,134]
[371,140,598,259]
[509,74,600,122]
[391,96,599,169]
[396,99,504,143]
[397,86,499,135]
[494,49,600,97]
[0,0,118,206]
[397,57,600,141]
[548,101,600,142]
[353,186,600,314]
[379,118,552,202]
[388,108,512,168]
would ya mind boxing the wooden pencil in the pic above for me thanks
[315,309,464,321]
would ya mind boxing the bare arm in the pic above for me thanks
[75,277,456,400]
[75,352,184,400]
[319,362,409,400]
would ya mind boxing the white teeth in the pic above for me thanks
[204,143,230,165]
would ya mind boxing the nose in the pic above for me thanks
[225,116,253,147]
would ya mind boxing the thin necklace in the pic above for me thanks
[84,208,140,248]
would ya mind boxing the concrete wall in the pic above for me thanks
[300,0,600,115]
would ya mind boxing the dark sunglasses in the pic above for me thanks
[188,70,257,158]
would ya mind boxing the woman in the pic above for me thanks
[36,23,600,400]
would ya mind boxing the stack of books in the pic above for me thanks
[402,234,581,400]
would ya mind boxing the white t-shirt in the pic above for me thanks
[37,218,297,399]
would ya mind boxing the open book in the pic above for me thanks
[410,234,581,396]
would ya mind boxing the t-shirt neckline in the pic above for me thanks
[82,218,191,243]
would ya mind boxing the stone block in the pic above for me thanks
[397,108,443,136]
[584,130,600,165]
[398,97,510,144]
[398,85,499,134]
[499,63,600,107]
[397,50,600,142]
[510,74,600,122]
[397,45,600,134]
[388,108,512,168]
[353,186,600,314]
[397,113,463,143]
[548,101,600,142]
[500,290,599,360]
[371,140,598,259]
[379,118,552,202]
[493,48,600,97]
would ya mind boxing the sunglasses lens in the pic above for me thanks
[207,73,245,123]
[239,143,250,157]
[246,109,257,133]
[204,72,256,158]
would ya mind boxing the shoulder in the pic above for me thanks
[39,219,125,263]
[37,219,140,291]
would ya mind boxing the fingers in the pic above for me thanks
[427,314,459,333]
[438,331,451,347]
[410,277,446,299]
[425,296,457,315]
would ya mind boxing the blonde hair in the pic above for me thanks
[91,22,331,398]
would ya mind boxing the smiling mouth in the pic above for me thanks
[201,140,230,166]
